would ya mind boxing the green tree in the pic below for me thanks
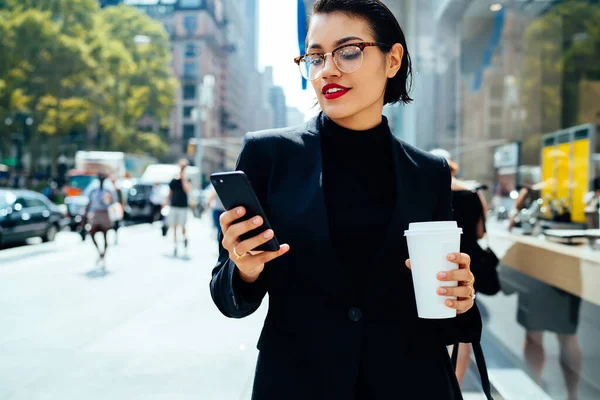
[98,5,177,148]
[0,0,176,174]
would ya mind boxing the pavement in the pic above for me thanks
[0,215,489,399]
[0,215,267,400]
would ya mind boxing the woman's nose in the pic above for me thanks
[320,54,341,79]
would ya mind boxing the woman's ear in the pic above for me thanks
[387,43,404,78]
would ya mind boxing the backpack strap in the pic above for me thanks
[452,342,494,400]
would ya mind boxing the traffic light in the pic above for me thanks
[187,140,196,157]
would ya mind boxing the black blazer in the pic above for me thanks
[210,115,484,400]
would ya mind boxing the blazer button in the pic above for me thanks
[348,307,362,322]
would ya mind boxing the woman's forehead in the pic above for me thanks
[307,13,373,49]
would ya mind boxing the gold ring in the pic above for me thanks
[233,246,246,260]
[469,285,476,298]
[467,276,475,286]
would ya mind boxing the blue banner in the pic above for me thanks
[297,0,308,90]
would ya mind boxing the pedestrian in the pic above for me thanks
[209,1,488,399]
[205,184,225,242]
[110,177,125,245]
[84,173,115,264]
[430,149,490,387]
[166,159,190,257]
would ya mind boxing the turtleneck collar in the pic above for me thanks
[319,112,392,141]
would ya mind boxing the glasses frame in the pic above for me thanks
[294,41,391,81]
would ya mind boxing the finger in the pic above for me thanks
[447,252,471,267]
[405,259,411,270]
[244,244,290,265]
[437,268,472,283]
[223,215,264,250]
[235,229,275,255]
[444,298,474,313]
[437,285,473,298]
[220,207,246,232]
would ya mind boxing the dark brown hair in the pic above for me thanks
[311,0,413,104]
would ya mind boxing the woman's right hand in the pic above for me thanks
[220,207,290,284]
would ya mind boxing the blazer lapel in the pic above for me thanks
[365,138,418,299]
[301,118,355,297]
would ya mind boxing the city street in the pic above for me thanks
[0,215,490,400]
[0,216,266,400]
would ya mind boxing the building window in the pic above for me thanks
[490,84,503,100]
[180,0,203,8]
[183,106,194,119]
[184,62,197,78]
[489,124,503,139]
[183,84,196,99]
[184,15,197,35]
[490,106,503,119]
[182,124,195,152]
[185,43,196,57]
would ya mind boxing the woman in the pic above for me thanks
[84,173,115,263]
[210,1,486,398]
[431,149,488,386]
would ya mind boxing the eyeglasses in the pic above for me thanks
[294,42,391,81]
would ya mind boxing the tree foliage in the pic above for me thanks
[0,0,176,172]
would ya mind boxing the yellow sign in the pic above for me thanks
[540,124,595,224]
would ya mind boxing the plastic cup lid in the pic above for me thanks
[404,221,462,236]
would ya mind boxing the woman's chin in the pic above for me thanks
[321,103,355,121]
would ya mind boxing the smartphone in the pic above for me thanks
[210,171,280,252]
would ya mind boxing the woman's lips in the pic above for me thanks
[323,88,350,100]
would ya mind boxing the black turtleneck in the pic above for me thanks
[319,113,396,297]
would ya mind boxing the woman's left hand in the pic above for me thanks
[405,252,475,315]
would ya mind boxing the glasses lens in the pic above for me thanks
[299,55,324,81]
[334,45,363,73]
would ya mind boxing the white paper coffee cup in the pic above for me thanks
[404,221,462,319]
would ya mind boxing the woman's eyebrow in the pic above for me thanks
[307,36,364,50]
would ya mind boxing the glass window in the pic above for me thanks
[183,84,196,99]
[183,106,194,118]
[183,124,195,139]
[182,124,195,153]
[185,43,196,57]
[184,62,197,78]
[180,0,202,8]
[183,15,197,35]
[26,198,46,208]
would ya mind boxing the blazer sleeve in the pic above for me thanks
[433,158,483,344]
[209,133,270,319]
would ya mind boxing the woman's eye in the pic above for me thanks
[340,49,361,60]
[306,56,324,66]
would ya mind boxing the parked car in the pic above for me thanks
[125,183,168,223]
[0,188,67,247]
[64,195,89,232]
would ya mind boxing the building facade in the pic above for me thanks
[107,0,273,180]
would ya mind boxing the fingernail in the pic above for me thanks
[237,208,243,215]
[438,272,447,279]
[448,254,457,260]
[282,244,289,252]
[439,288,447,294]
[253,217,261,225]
[446,300,454,307]
[264,230,273,238]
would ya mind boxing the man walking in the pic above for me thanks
[167,159,190,256]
